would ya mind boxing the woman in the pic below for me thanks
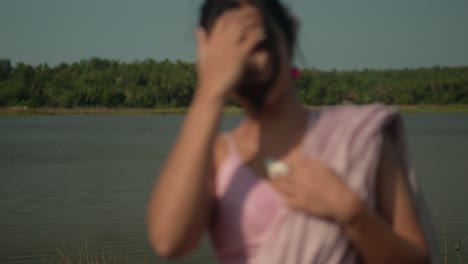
[146,0,437,263]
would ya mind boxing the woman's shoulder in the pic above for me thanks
[311,103,402,140]
[320,103,397,117]
[212,129,241,176]
[318,103,399,125]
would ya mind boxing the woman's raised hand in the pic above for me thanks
[195,7,265,102]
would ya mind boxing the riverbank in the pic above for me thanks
[1,105,468,116]
[0,107,243,116]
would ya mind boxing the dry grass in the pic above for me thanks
[454,235,468,264]
[40,233,150,264]
[395,105,468,113]
[442,231,468,264]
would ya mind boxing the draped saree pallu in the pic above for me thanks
[210,103,438,264]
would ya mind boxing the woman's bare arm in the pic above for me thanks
[342,133,430,263]
[146,91,224,258]
[146,6,265,258]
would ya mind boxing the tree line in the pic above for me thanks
[0,58,467,108]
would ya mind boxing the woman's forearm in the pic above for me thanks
[342,198,430,264]
[146,88,224,257]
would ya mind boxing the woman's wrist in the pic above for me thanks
[336,190,365,226]
[194,81,229,107]
[193,83,226,108]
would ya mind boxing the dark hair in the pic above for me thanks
[199,0,297,57]
[199,0,297,111]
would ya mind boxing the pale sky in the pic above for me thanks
[1,0,467,70]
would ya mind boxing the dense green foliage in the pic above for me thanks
[0,58,467,108]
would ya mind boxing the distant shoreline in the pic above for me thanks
[1,105,468,116]
[0,106,242,116]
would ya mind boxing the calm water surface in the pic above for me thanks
[0,113,467,263]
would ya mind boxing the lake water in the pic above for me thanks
[0,113,467,263]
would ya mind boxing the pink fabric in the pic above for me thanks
[210,133,286,263]
[210,103,438,264]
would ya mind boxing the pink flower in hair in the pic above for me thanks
[291,67,301,80]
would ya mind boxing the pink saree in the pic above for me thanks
[250,103,438,263]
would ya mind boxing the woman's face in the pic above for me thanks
[230,4,292,113]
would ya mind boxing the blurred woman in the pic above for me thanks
[147,0,436,263]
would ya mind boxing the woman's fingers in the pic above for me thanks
[274,177,309,210]
[240,25,264,54]
[222,6,258,29]
[287,195,308,210]
[286,161,309,182]
[213,7,255,37]
[273,175,297,196]
[212,8,239,33]
[227,14,262,47]
[212,7,263,49]
[236,15,263,39]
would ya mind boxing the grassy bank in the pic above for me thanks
[395,105,468,113]
[1,105,468,116]
[0,107,243,116]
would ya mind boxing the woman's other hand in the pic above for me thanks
[273,158,362,224]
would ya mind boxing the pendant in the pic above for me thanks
[265,158,290,179]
